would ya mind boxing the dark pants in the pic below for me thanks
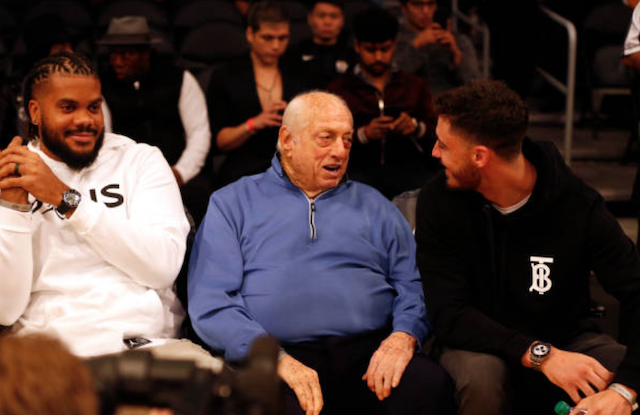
[283,329,455,415]
[439,332,627,415]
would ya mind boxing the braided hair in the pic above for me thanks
[22,51,97,141]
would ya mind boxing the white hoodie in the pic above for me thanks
[0,133,190,356]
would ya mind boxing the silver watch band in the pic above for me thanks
[608,383,638,411]
[530,341,551,371]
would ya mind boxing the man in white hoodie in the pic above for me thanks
[0,52,215,367]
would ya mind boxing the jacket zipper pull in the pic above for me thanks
[310,201,317,240]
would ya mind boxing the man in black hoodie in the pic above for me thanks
[416,79,640,415]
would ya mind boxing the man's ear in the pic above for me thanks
[246,26,254,44]
[279,126,294,156]
[28,100,41,126]
[471,145,490,168]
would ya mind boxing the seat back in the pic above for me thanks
[392,188,421,232]
[97,0,170,30]
[174,0,244,47]
[178,21,248,71]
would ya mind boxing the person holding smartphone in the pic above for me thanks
[395,0,481,95]
[208,1,308,189]
[328,8,439,199]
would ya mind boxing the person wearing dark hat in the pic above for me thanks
[284,0,356,88]
[98,16,212,225]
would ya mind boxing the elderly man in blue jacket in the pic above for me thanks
[187,91,453,415]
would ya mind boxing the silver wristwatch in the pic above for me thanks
[529,341,551,371]
[56,189,82,215]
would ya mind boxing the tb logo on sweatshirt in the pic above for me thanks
[529,256,554,295]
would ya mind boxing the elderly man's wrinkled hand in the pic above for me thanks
[278,354,323,415]
[362,331,416,400]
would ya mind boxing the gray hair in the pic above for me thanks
[277,90,352,151]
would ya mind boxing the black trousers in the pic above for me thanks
[282,329,455,415]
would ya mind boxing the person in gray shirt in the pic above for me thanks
[394,0,480,95]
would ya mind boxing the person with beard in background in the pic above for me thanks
[0,52,219,370]
[328,7,439,199]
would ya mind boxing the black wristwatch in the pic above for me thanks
[530,341,552,371]
[56,189,82,215]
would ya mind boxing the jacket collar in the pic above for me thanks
[353,63,400,90]
[500,138,571,214]
[269,153,349,198]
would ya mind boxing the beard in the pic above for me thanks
[40,121,104,170]
[363,61,390,77]
[446,160,481,191]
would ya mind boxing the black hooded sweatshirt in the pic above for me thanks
[416,139,640,392]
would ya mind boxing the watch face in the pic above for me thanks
[64,190,81,208]
[532,343,550,357]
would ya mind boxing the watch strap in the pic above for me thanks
[56,189,81,215]
[608,383,639,411]
[56,198,72,215]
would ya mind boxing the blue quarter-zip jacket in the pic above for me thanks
[188,155,429,362]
